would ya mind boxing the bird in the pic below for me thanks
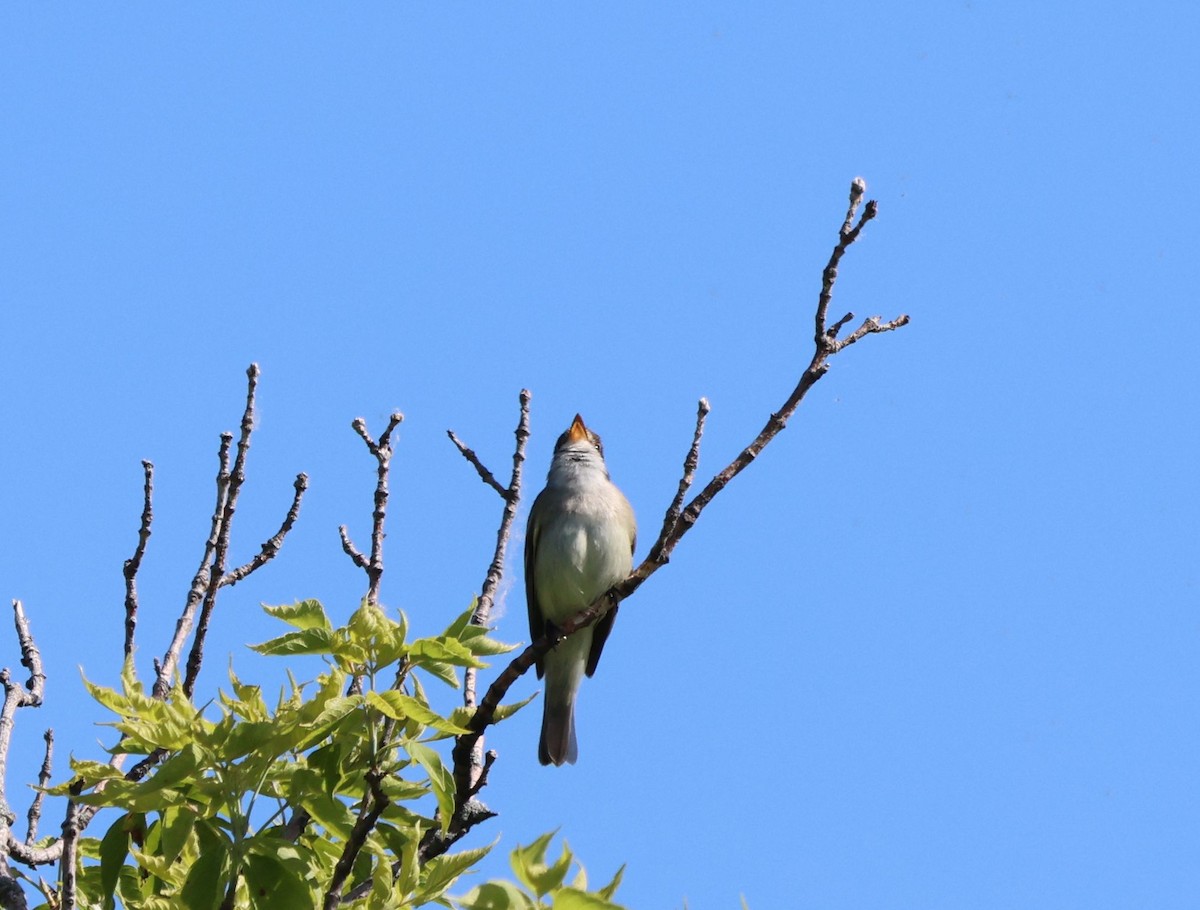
[525,413,637,766]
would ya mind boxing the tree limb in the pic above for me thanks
[435,178,910,859]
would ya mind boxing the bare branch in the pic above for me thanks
[24,731,51,846]
[468,390,531,639]
[343,413,404,605]
[3,835,56,869]
[220,472,309,587]
[123,460,154,659]
[0,603,45,891]
[338,525,369,570]
[455,390,531,804]
[829,312,910,353]
[647,398,709,564]
[11,606,43,708]
[816,179,877,340]
[447,430,509,499]
[58,786,81,910]
[182,364,261,698]
[153,431,232,700]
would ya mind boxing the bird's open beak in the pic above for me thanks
[566,413,589,443]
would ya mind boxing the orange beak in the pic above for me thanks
[566,413,589,443]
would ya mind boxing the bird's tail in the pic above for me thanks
[539,690,579,766]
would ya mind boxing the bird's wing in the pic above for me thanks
[585,507,636,678]
[585,603,617,678]
[525,490,547,680]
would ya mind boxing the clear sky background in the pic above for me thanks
[1,3,1196,908]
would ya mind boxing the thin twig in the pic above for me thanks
[337,526,369,570]
[123,460,154,660]
[432,179,910,860]
[453,390,531,804]
[220,473,309,587]
[647,398,709,562]
[447,431,509,499]
[341,413,404,605]
[25,731,52,845]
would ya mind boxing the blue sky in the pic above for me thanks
[2,3,1197,908]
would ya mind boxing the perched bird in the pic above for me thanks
[525,414,637,766]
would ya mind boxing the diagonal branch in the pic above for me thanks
[447,431,509,500]
[434,178,910,860]
[220,472,309,588]
[323,771,388,910]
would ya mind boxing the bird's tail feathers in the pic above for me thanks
[539,694,578,766]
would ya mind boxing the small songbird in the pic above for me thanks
[525,414,637,766]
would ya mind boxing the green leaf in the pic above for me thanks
[418,843,493,903]
[410,636,486,669]
[455,881,535,910]
[510,831,566,897]
[348,600,389,643]
[296,789,356,841]
[378,773,432,804]
[366,843,395,909]
[219,720,281,761]
[244,850,318,910]
[179,832,230,910]
[413,655,462,689]
[407,742,456,833]
[142,743,202,793]
[597,864,626,901]
[553,888,628,910]
[367,691,471,735]
[81,674,134,717]
[393,821,422,899]
[460,631,519,657]
[451,692,537,733]
[263,599,332,632]
[250,627,338,658]
[158,806,197,865]
[442,604,477,640]
[98,813,132,910]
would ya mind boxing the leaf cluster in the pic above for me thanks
[43,599,586,910]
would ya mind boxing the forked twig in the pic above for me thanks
[339,412,404,605]
[445,391,531,810]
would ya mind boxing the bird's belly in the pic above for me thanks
[533,516,631,623]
